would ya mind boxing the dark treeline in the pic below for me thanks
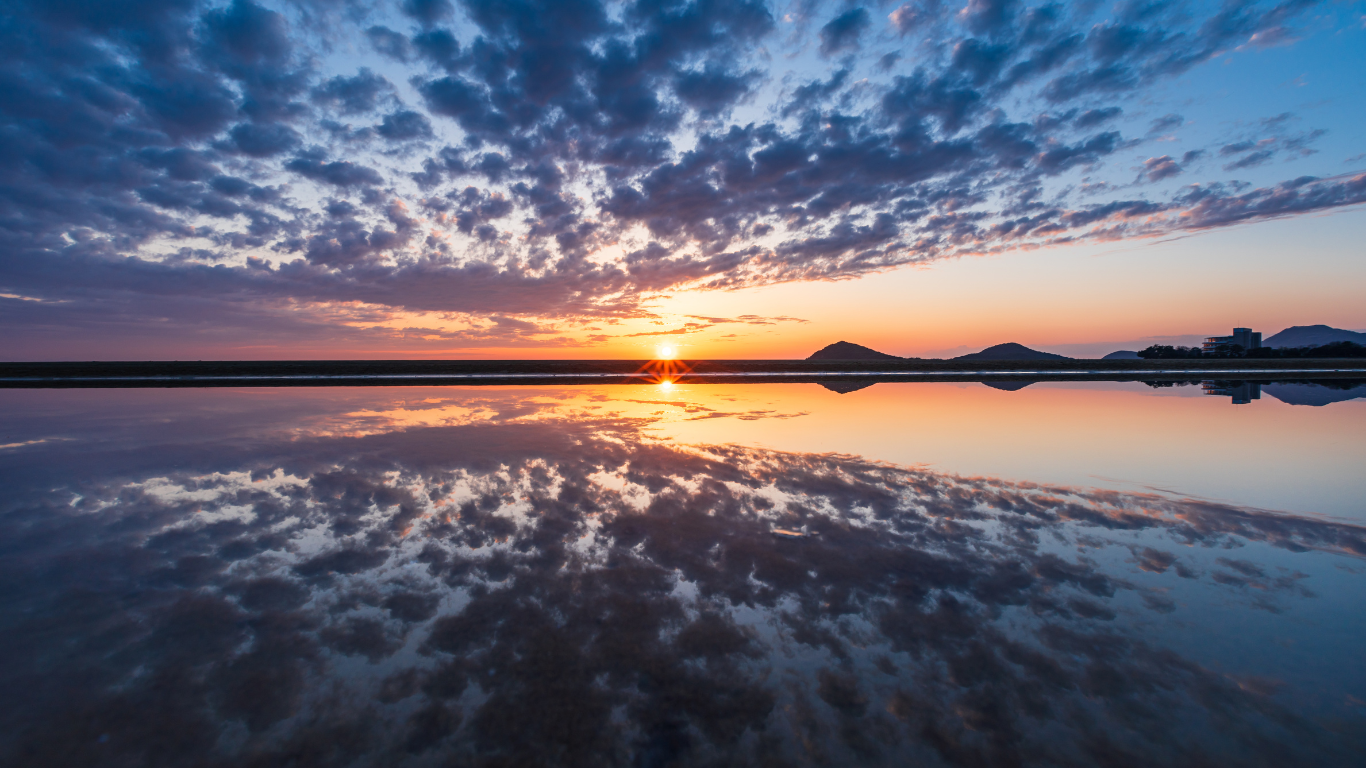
[1137,346,1204,359]
[1138,342,1366,359]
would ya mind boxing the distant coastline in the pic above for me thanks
[3,359,1365,388]
[808,326,1366,363]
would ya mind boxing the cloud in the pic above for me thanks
[959,0,1016,35]
[226,121,300,156]
[1075,107,1122,129]
[819,7,870,56]
[1225,149,1275,171]
[889,1,943,36]
[1242,25,1300,49]
[312,69,393,115]
[285,150,385,187]
[0,0,1347,354]
[674,65,761,118]
[1217,122,1327,172]
[686,314,809,325]
[1148,113,1184,135]
[1140,155,1182,183]
[366,25,411,62]
[401,0,454,27]
[376,110,434,142]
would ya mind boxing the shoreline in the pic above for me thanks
[2,359,1364,388]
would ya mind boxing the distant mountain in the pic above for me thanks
[806,341,902,361]
[1102,350,1140,360]
[1264,325,1366,349]
[953,343,1070,362]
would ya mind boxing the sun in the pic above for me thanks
[638,349,690,386]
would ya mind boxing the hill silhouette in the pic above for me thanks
[953,343,1070,362]
[1264,325,1366,348]
[806,341,901,361]
[1102,350,1140,360]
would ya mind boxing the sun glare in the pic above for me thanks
[657,344,676,359]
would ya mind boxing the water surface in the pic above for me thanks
[1,382,1363,766]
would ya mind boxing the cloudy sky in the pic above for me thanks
[1,0,1363,359]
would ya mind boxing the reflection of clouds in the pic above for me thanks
[617,396,810,423]
[1,410,1363,765]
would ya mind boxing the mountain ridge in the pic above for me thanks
[1263,325,1366,348]
[805,325,1366,363]
[953,343,1071,362]
[806,341,903,361]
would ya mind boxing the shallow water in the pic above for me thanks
[1,381,1363,766]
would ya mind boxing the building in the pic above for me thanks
[1202,327,1262,353]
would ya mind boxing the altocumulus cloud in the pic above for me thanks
[0,0,1362,353]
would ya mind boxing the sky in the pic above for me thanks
[0,0,1363,360]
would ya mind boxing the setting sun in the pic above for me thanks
[657,345,676,360]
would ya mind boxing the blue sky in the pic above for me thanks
[1,0,1363,359]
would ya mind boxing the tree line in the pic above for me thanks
[1137,341,1366,359]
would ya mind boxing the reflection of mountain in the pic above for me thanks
[1264,382,1366,406]
[806,340,901,360]
[1192,380,1366,406]
[981,380,1037,391]
[0,392,1362,766]
[954,342,1070,361]
[1264,324,1366,348]
[818,379,878,394]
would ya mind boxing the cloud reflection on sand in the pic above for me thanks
[1,388,1364,766]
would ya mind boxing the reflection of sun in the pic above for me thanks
[657,344,675,359]
[637,356,690,385]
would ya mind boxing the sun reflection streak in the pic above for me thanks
[637,356,693,385]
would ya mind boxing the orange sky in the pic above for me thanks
[335,207,1366,360]
[4,205,1362,362]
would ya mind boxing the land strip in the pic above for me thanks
[1,359,1364,388]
